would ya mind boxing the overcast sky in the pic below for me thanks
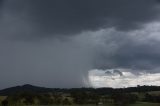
[1,0,160,89]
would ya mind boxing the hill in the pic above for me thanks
[0,84,53,96]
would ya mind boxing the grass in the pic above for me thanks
[148,91,160,95]
[0,96,7,102]
[129,102,160,106]
[65,103,160,106]
[0,103,159,106]
[65,102,160,106]
[0,103,158,106]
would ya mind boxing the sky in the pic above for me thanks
[1,0,160,89]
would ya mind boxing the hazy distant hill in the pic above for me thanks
[0,84,53,96]
[0,84,160,96]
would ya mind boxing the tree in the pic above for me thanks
[112,93,138,106]
[62,98,72,105]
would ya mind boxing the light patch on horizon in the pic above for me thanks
[89,69,160,88]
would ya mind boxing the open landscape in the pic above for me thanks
[1,0,160,106]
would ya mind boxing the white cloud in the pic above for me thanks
[89,69,160,88]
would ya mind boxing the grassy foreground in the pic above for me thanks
[40,102,160,106]
[76,102,160,106]
[44,102,160,106]
[129,102,160,106]
[87,102,160,106]
[108,102,160,106]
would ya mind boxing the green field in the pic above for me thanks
[129,102,160,106]
[53,102,160,106]
[148,91,160,95]
[93,102,160,106]
[102,102,160,106]
[76,102,160,106]
[0,102,159,106]
[57,102,160,106]
[0,96,7,102]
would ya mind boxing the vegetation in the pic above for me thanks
[0,84,160,106]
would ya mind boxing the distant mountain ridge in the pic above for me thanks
[0,84,160,96]
[0,84,53,96]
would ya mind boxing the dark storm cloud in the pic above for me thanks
[92,27,160,72]
[0,39,94,88]
[1,0,160,88]
[0,0,160,39]
[0,0,3,5]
